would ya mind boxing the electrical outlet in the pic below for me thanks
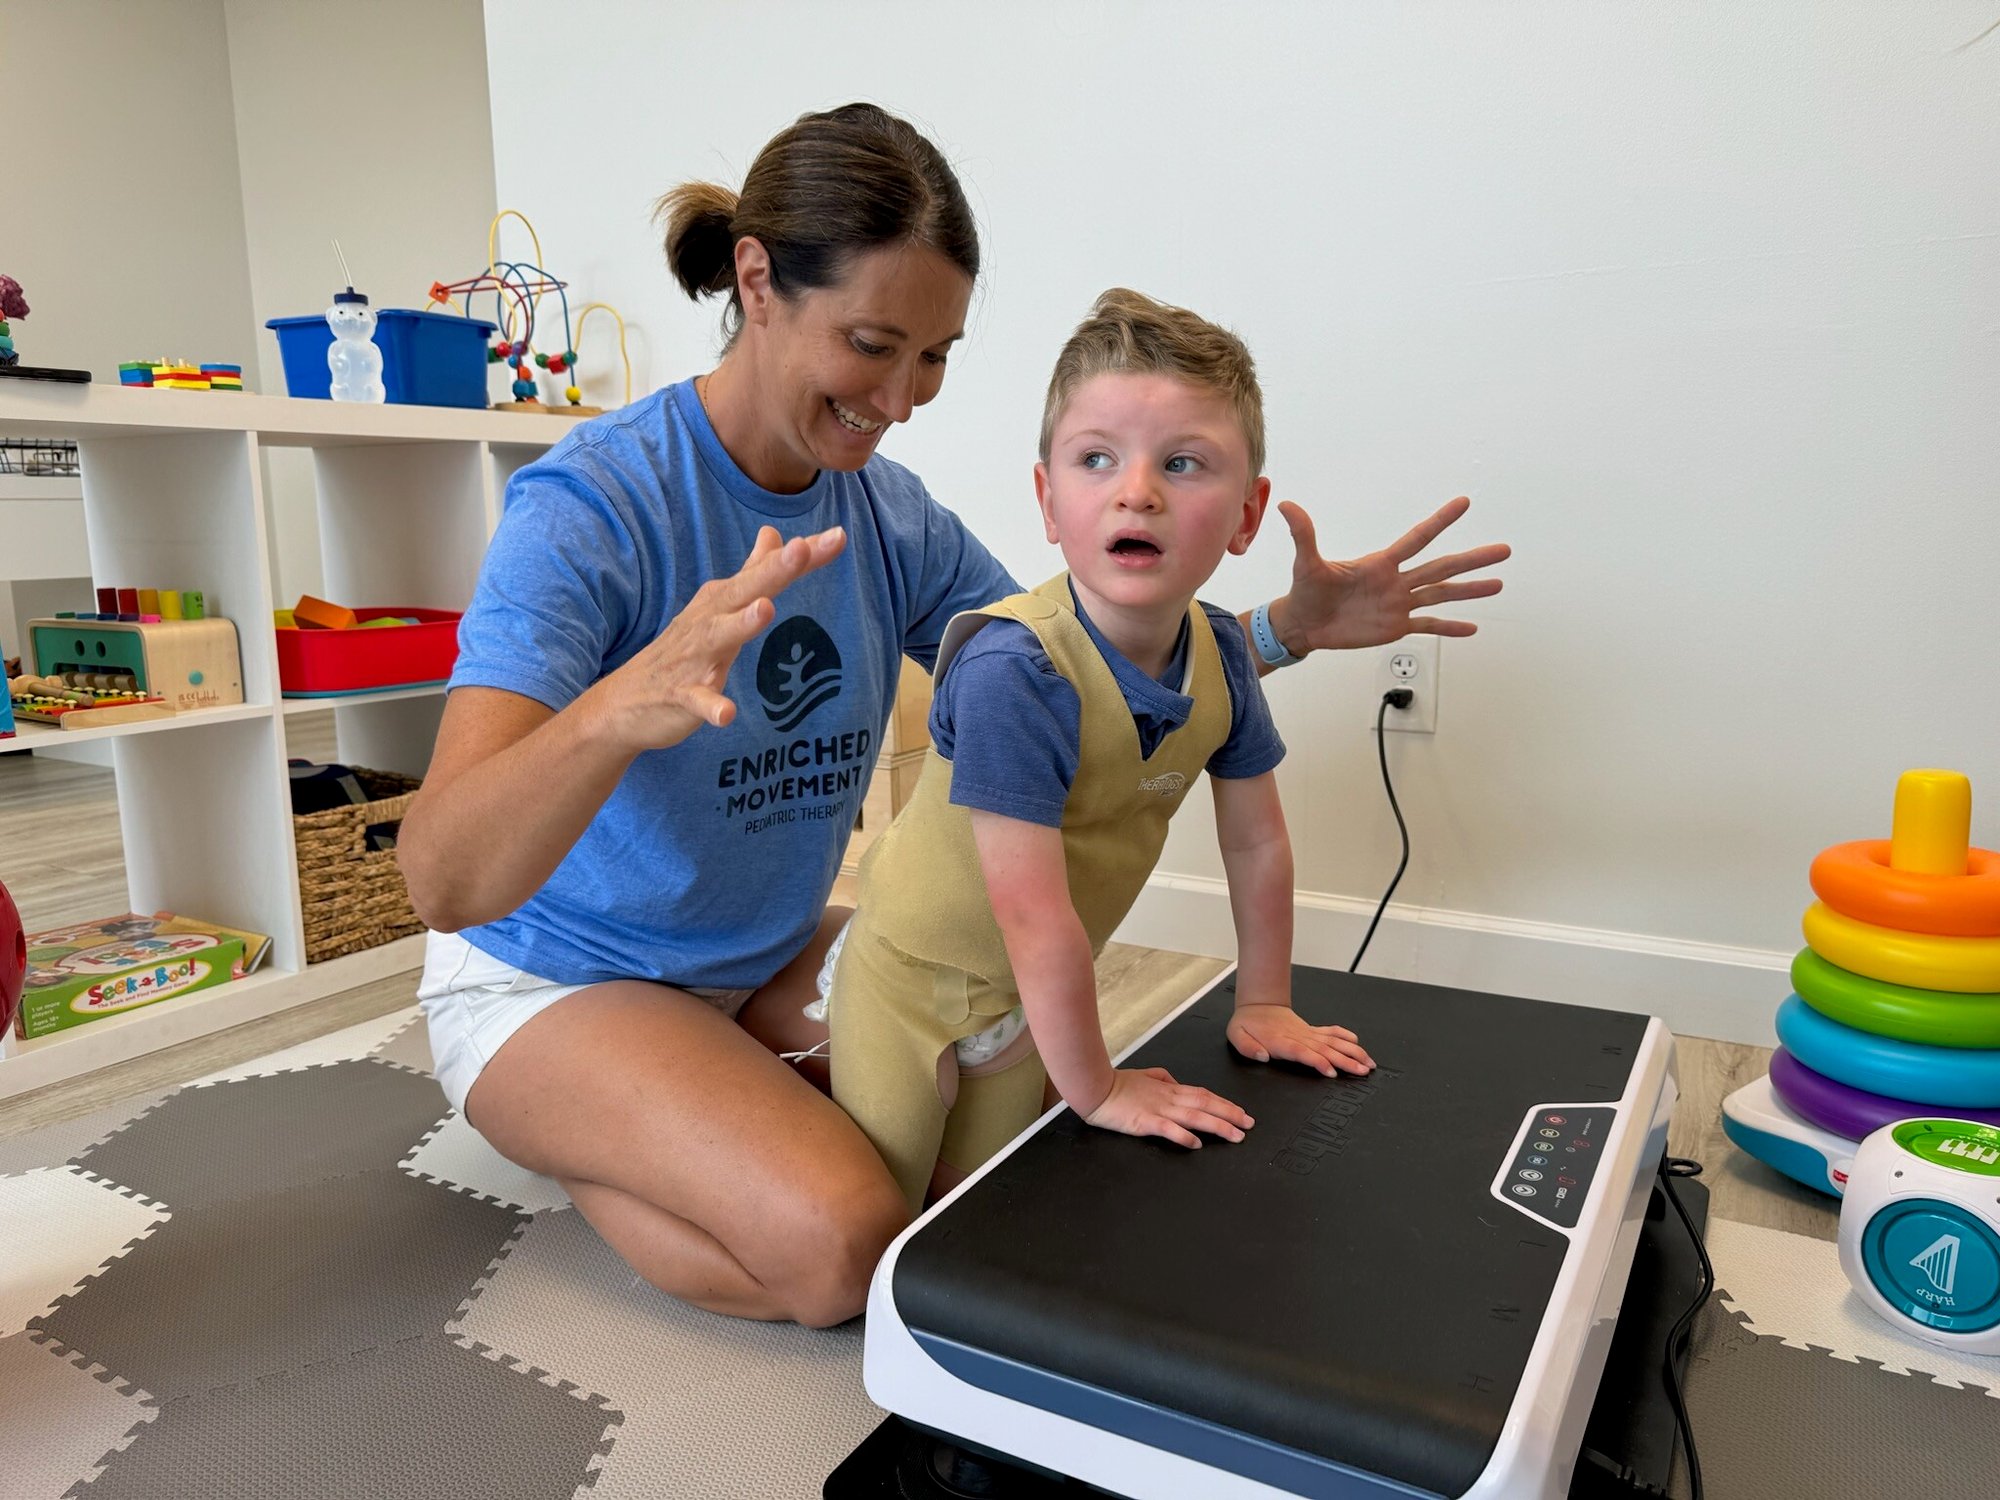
[1375,636,1439,733]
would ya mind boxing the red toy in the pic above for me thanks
[0,875,26,1037]
[275,607,463,696]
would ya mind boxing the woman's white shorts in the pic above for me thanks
[417,930,753,1113]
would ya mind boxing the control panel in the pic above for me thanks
[1497,1106,1615,1230]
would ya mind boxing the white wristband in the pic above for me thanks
[1251,600,1304,668]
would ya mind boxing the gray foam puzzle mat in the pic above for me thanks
[3,1003,1999,1497]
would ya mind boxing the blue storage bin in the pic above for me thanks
[266,309,496,409]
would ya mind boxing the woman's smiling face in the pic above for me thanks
[740,239,971,487]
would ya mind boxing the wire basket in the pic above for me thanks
[0,439,80,477]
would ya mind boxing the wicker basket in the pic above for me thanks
[293,767,425,963]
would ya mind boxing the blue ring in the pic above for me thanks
[1777,994,2000,1108]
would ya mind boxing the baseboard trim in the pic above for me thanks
[1114,874,1787,1047]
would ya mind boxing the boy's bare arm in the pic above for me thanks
[969,810,1115,1115]
[971,810,1255,1147]
[1212,773,1376,1076]
[1212,772,1296,1007]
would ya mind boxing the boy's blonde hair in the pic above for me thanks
[1038,288,1265,478]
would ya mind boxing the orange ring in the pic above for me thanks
[1810,839,2000,937]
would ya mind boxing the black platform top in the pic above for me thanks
[892,966,1651,1498]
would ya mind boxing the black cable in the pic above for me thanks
[1349,692,1412,972]
[1658,1156,1712,1500]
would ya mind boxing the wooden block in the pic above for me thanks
[293,594,358,630]
[888,656,934,756]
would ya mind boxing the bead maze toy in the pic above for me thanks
[426,210,631,415]
[1723,770,2000,1195]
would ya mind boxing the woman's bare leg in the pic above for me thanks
[463,908,903,1326]
[734,905,849,1095]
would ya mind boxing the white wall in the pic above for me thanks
[223,0,499,607]
[485,1,1999,1041]
[2,0,496,612]
[2,1,259,383]
[3,0,258,768]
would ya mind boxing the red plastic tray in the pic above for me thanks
[276,607,463,697]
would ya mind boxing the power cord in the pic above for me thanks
[1658,1156,1712,1500]
[1349,689,1414,971]
[1350,689,1709,1494]
[1573,1155,1712,1499]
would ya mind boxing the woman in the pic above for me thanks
[397,103,1505,1326]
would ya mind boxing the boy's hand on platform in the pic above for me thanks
[1271,495,1509,652]
[1083,1067,1254,1150]
[1228,1005,1375,1077]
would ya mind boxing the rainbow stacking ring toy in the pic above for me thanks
[1725,769,2000,1196]
[1777,994,2000,1108]
[1790,948,2000,1048]
[1768,1047,2000,1140]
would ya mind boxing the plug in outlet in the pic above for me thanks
[1375,636,1438,733]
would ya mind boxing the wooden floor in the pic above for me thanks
[0,727,1838,1242]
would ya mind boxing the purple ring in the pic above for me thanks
[1769,1047,2000,1141]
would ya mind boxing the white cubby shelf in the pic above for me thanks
[0,381,570,1098]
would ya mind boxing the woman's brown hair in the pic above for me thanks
[656,103,979,344]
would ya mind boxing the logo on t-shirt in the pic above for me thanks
[757,616,842,732]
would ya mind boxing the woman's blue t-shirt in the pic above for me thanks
[448,379,1014,990]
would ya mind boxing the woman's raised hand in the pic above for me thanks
[594,524,846,753]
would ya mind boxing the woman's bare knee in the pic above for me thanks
[767,1168,909,1326]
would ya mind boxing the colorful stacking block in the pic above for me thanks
[1725,770,2000,1196]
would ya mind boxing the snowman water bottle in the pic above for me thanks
[326,288,384,403]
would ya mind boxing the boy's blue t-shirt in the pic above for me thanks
[449,379,1015,989]
[932,591,1286,827]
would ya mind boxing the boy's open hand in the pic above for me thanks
[1273,495,1509,651]
[1083,1067,1254,1149]
[1228,1005,1375,1077]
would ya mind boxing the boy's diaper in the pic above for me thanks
[812,913,1025,1065]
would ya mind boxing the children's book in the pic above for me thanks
[15,911,273,1038]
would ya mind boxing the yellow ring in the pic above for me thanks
[1804,901,2000,993]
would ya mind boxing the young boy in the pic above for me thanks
[830,288,1374,1210]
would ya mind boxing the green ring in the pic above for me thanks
[1793,947,2000,1048]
